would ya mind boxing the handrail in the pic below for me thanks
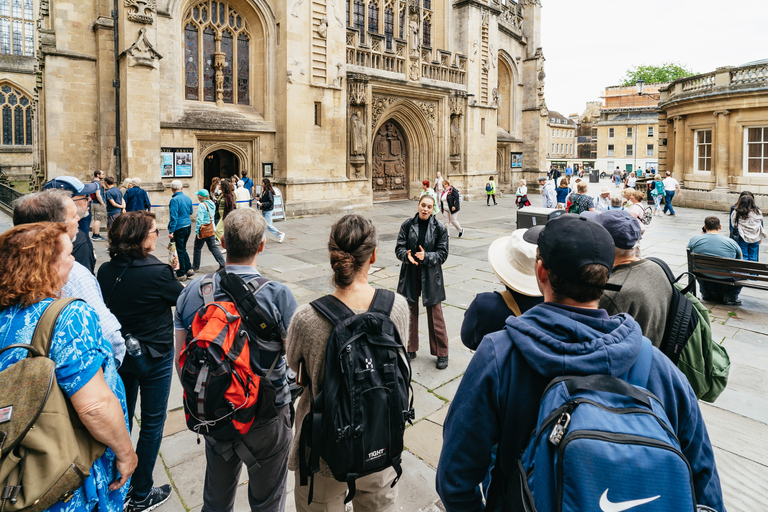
[0,182,23,212]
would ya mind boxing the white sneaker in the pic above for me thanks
[220,248,227,254]
[278,233,286,243]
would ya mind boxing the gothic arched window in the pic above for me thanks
[0,85,32,145]
[0,0,34,56]
[422,13,431,47]
[353,0,364,42]
[184,1,250,105]
[368,0,379,33]
[384,6,393,50]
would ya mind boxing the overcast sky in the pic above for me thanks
[540,0,766,117]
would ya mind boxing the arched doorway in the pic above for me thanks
[372,120,408,202]
[203,149,240,192]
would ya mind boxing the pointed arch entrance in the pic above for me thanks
[203,149,241,191]
[372,120,408,202]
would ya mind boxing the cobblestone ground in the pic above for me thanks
[2,178,765,511]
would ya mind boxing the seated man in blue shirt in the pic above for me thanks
[437,214,724,512]
[688,215,743,305]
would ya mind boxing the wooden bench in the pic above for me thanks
[687,249,768,290]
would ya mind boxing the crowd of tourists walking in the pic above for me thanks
[0,168,753,512]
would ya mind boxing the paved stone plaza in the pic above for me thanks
[2,179,766,511]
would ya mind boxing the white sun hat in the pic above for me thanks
[487,226,543,297]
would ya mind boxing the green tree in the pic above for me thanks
[620,62,696,86]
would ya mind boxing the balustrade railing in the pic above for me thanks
[680,73,715,93]
[730,64,768,86]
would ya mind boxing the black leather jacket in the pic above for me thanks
[395,213,449,306]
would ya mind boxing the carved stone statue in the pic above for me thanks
[317,17,328,38]
[409,15,419,55]
[450,116,460,156]
[350,113,366,156]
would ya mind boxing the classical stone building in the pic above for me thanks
[593,84,662,176]
[0,0,547,217]
[658,59,768,210]
[544,109,575,170]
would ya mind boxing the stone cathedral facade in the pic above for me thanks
[0,0,547,216]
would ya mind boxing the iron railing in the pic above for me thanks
[0,182,24,211]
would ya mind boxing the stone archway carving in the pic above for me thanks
[198,140,251,186]
[371,98,435,200]
[372,121,408,201]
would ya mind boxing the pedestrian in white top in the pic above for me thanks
[235,179,251,208]
[538,176,556,208]
[662,171,681,216]
[594,186,612,212]
[435,172,444,196]
[625,171,637,189]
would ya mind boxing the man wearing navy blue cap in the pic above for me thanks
[437,214,723,512]
[42,176,100,272]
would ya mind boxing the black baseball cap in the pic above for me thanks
[537,214,620,290]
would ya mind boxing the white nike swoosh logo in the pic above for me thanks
[599,489,661,512]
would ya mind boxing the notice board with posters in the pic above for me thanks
[161,148,194,178]
[511,152,522,168]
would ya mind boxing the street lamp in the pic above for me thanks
[636,79,660,100]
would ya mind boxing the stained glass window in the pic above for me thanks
[346,0,350,26]
[384,7,393,50]
[424,0,430,9]
[2,105,10,144]
[0,1,31,57]
[368,1,378,33]
[184,24,199,100]
[398,3,404,39]
[203,27,215,101]
[237,34,249,105]
[423,16,430,46]
[184,2,251,105]
[0,86,31,146]
[353,0,364,42]
[221,30,233,103]
[24,104,29,144]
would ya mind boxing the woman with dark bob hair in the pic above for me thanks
[97,212,183,512]
[287,214,409,510]
[0,222,136,511]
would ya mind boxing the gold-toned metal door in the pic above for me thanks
[372,121,408,202]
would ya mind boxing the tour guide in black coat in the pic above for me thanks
[396,195,451,369]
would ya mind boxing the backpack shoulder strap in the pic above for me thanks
[647,257,696,296]
[367,289,395,316]
[626,337,654,389]
[310,294,356,325]
[31,298,83,358]
[646,257,675,284]
[499,290,522,317]
[199,273,216,306]
[218,270,280,341]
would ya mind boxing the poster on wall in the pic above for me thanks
[511,152,522,168]
[160,148,194,178]
[161,152,174,177]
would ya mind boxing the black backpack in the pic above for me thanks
[298,290,414,504]
[647,257,699,364]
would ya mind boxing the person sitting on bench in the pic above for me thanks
[687,216,743,306]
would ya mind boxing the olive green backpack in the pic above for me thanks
[0,298,106,512]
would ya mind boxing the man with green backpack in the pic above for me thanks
[597,210,730,401]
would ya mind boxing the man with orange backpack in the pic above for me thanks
[174,208,298,512]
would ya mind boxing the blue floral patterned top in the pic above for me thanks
[0,299,130,512]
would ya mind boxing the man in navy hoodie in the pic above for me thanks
[436,214,723,511]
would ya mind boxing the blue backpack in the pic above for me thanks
[495,339,696,511]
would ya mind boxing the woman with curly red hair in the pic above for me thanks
[0,222,136,512]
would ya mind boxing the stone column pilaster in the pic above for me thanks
[672,115,686,183]
[713,110,731,191]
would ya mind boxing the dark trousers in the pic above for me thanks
[663,190,676,214]
[119,350,174,500]
[486,194,496,205]
[202,406,292,512]
[699,279,741,303]
[408,301,449,357]
[193,234,226,269]
[173,226,192,275]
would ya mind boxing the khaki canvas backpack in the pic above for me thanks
[0,298,106,512]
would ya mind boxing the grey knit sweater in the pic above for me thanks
[286,292,410,477]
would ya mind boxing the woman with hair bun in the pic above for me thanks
[286,214,409,511]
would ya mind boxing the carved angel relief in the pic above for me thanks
[125,0,156,24]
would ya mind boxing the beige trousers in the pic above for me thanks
[294,467,398,512]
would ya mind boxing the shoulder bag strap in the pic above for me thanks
[106,262,132,308]
[499,290,523,317]
[309,294,356,325]
[199,273,216,306]
[30,297,83,358]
